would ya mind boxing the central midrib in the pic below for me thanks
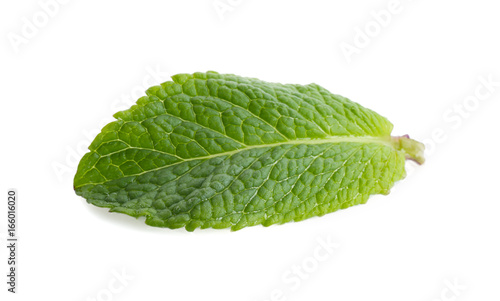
[77,136,395,187]
[187,136,395,162]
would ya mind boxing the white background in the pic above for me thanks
[1,0,499,300]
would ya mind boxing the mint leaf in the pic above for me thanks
[74,71,424,231]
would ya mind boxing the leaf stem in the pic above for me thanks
[391,135,425,165]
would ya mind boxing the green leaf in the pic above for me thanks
[74,71,424,231]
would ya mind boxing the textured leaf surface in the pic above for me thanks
[74,71,424,231]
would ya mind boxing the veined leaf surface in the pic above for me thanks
[74,71,424,231]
